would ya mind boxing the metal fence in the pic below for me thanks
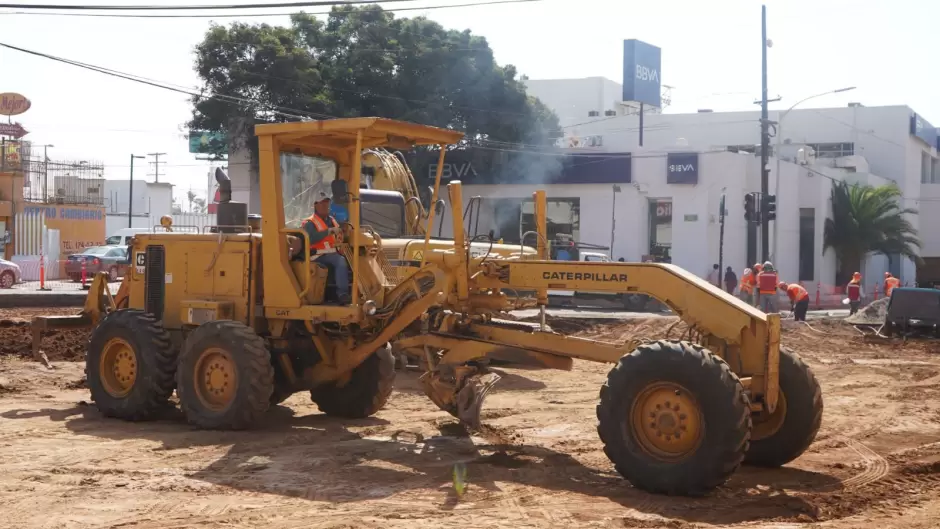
[1,257,124,292]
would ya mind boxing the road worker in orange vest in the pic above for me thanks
[750,263,763,307]
[756,261,779,313]
[884,272,901,298]
[301,191,350,304]
[779,281,810,321]
[846,272,863,316]
[740,267,755,305]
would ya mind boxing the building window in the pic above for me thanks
[932,156,939,184]
[506,197,581,246]
[798,208,815,281]
[806,142,854,159]
[922,152,931,183]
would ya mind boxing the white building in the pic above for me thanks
[431,77,940,293]
[103,180,174,234]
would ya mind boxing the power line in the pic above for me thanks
[0,1,410,11]
[0,37,541,120]
[0,0,540,17]
[0,41,333,121]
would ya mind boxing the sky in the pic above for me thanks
[1,0,937,206]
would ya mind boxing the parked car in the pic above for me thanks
[0,258,22,289]
[65,246,128,282]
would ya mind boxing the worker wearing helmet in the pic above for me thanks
[740,267,755,304]
[846,272,863,316]
[884,272,901,298]
[756,261,779,313]
[750,263,763,307]
[302,191,350,305]
[779,281,810,321]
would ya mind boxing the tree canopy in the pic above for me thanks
[187,5,560,167]
[823,180,920,284]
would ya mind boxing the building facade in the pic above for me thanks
[429,87,938,291]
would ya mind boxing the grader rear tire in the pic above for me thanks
[597,340,751,496]
[86,309,176,421]
[310,344,395,418]
[745,348,823,467]
[176,321,274,430]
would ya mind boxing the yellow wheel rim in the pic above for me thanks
[630,382,704,462]
[99,337,138,398]
[751,390,788,441]
[194,347,238,411]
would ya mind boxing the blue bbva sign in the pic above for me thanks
[666,153,699,184]
[910,112,938,148]
[622,39,662,108]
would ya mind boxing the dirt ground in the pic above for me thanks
[3,309,940,528]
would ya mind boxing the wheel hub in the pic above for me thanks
[195,349,237,411]
[631,382,703,461]
[99,338,138,397]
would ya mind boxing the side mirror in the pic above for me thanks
[434,200,445,216]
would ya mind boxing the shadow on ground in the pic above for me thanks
[2,398,846,525]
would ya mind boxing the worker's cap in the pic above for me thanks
[778,282,787,289]
[853,271,862,278]
[763,261,774,268]
[314,191,332,203]
[885,272,892,278]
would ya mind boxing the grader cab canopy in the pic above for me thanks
[30,117,822,498]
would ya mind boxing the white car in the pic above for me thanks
[0,258,22,289]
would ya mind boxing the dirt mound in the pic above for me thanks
[845,298,890,325]
[0,318,88,361]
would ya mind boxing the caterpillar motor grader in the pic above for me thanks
[31,117,822,496]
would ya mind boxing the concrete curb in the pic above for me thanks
[0,292,86,309]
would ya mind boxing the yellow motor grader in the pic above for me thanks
[31,117,822,496]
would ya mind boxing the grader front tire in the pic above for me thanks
[310,344,395,418]
[176,321,274,430]
[597,340,751,496]
[745,348,823,467]
[86,309,176,421]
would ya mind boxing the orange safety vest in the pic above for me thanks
[846,280,861,302]
[786,283,809,303]
[304,214,339,253]
[741,271,754,294]
[757,271,778,294]
[884,277,900,297]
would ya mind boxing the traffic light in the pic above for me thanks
[764,194,777,221]
[744,193,756,222]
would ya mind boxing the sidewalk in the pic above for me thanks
[0,280,119,308]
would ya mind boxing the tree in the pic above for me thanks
[823,180,920,285]
[187,5,560,168]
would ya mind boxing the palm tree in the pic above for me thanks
[823,180,920,285]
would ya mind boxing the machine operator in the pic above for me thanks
[301,191,351,304]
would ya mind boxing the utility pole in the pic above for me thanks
[129,154,145,228]
[759,4,771,263]
[148,152,167,183]
[718,190,727,289]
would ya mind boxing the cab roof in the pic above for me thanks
[255,117,465,152]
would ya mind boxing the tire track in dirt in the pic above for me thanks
[839,436,890,488]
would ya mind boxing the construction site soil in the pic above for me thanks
[3,307,940,528]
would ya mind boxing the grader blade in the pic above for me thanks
[421,366,501,430]
[456,371,501,429]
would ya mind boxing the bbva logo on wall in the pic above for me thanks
[666,152,699,184]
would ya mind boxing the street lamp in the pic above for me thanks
[129,154,145,228]
[771,86,856,261]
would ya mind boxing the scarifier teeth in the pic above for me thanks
[456,372,501,430]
